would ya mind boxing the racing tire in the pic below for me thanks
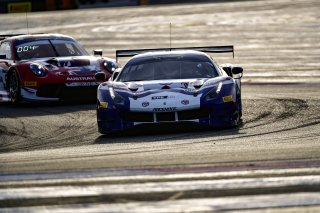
[238,96,242,119]
[232,110,240,127]
[8,70,21,104]
[236,89,242,119]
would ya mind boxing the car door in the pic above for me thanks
[0,41,12,90]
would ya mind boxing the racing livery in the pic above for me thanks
[0,33,117,103]
[95,46,243,134]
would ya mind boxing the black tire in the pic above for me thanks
[237,93,242,118]
[236,82,242,119]
[8,70,21,104]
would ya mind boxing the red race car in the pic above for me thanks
[0,33,117,103]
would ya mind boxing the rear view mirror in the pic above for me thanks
[232,67,243,79]
[93,49,103,57]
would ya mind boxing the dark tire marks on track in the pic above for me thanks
[1,88,319,155]
[0,104,98,152]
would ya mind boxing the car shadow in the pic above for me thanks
[95,121,244,145]
[0,100,96,118]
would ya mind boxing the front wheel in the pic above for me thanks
[8,70,21,103]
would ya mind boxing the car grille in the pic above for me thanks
[120,108,211,123]
[119,111,154,123]
[36,84,97,101]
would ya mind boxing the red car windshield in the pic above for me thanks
[15,39,89,60]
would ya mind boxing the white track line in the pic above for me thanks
[1,192,320,213]
[0,175,319,201]
[1,167,320,187]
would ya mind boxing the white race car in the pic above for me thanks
[95,46,243,134]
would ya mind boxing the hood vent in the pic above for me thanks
[161,85,171,90]
[127,82,139,92]
[46,58,90,67]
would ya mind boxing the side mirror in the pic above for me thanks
[0,54,6,59]
[95,72,106,82]
[93,49,103,57]
[232,67,243,79]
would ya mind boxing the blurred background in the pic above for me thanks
[1,0,319,83]
[0,0,250,13]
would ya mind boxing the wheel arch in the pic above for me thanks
[6,67,21,90]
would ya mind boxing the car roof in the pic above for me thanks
[126,50,212,65]
[0,33,75,42]
[133,50,209,58]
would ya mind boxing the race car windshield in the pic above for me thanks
[15,39,89,60]
[118,59,219,82]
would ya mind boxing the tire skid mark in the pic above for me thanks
[1,97,319,153]
[91,98,320,155]
[274,98,309,120]
[276,133,320,142]
[146,98,320,150]
[27,113,90,150]
[0,125,17,137]
[97,98,313,146]
[0,104,99,152]
[242,98,312,130]
[151,120,320,153]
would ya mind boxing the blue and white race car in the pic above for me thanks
[95,46,243,134]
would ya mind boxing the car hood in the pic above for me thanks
[111,77,228,93]
[28,56,102,76]
[98,76,233,111]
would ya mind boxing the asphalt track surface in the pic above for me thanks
[0,0,320,212]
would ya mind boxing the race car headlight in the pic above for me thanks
[103,60,118,73]
[29,63,47,77]
[109,87,125,106]
[205,82,223,101]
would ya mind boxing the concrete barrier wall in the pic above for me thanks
[0,0,248,13]
[0,0,78,13]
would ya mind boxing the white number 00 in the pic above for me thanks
[17,46,37,52]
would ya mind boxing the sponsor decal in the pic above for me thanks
[24,81,37,87]
[153,107,176,112]
[67,76,95,81]
[181,99,189,105]
[223,95,233,103]
[181,82,189,89]
[99,102,108,108]
[152,96,167,100]
[151,95,175,100]
[186,88,196,93]
[66,82,97,87]
[142,101,149,107]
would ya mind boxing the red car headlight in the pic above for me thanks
[29,63,47,77]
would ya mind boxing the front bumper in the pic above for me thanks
[97,101,239,134]
[20,84,98,102]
